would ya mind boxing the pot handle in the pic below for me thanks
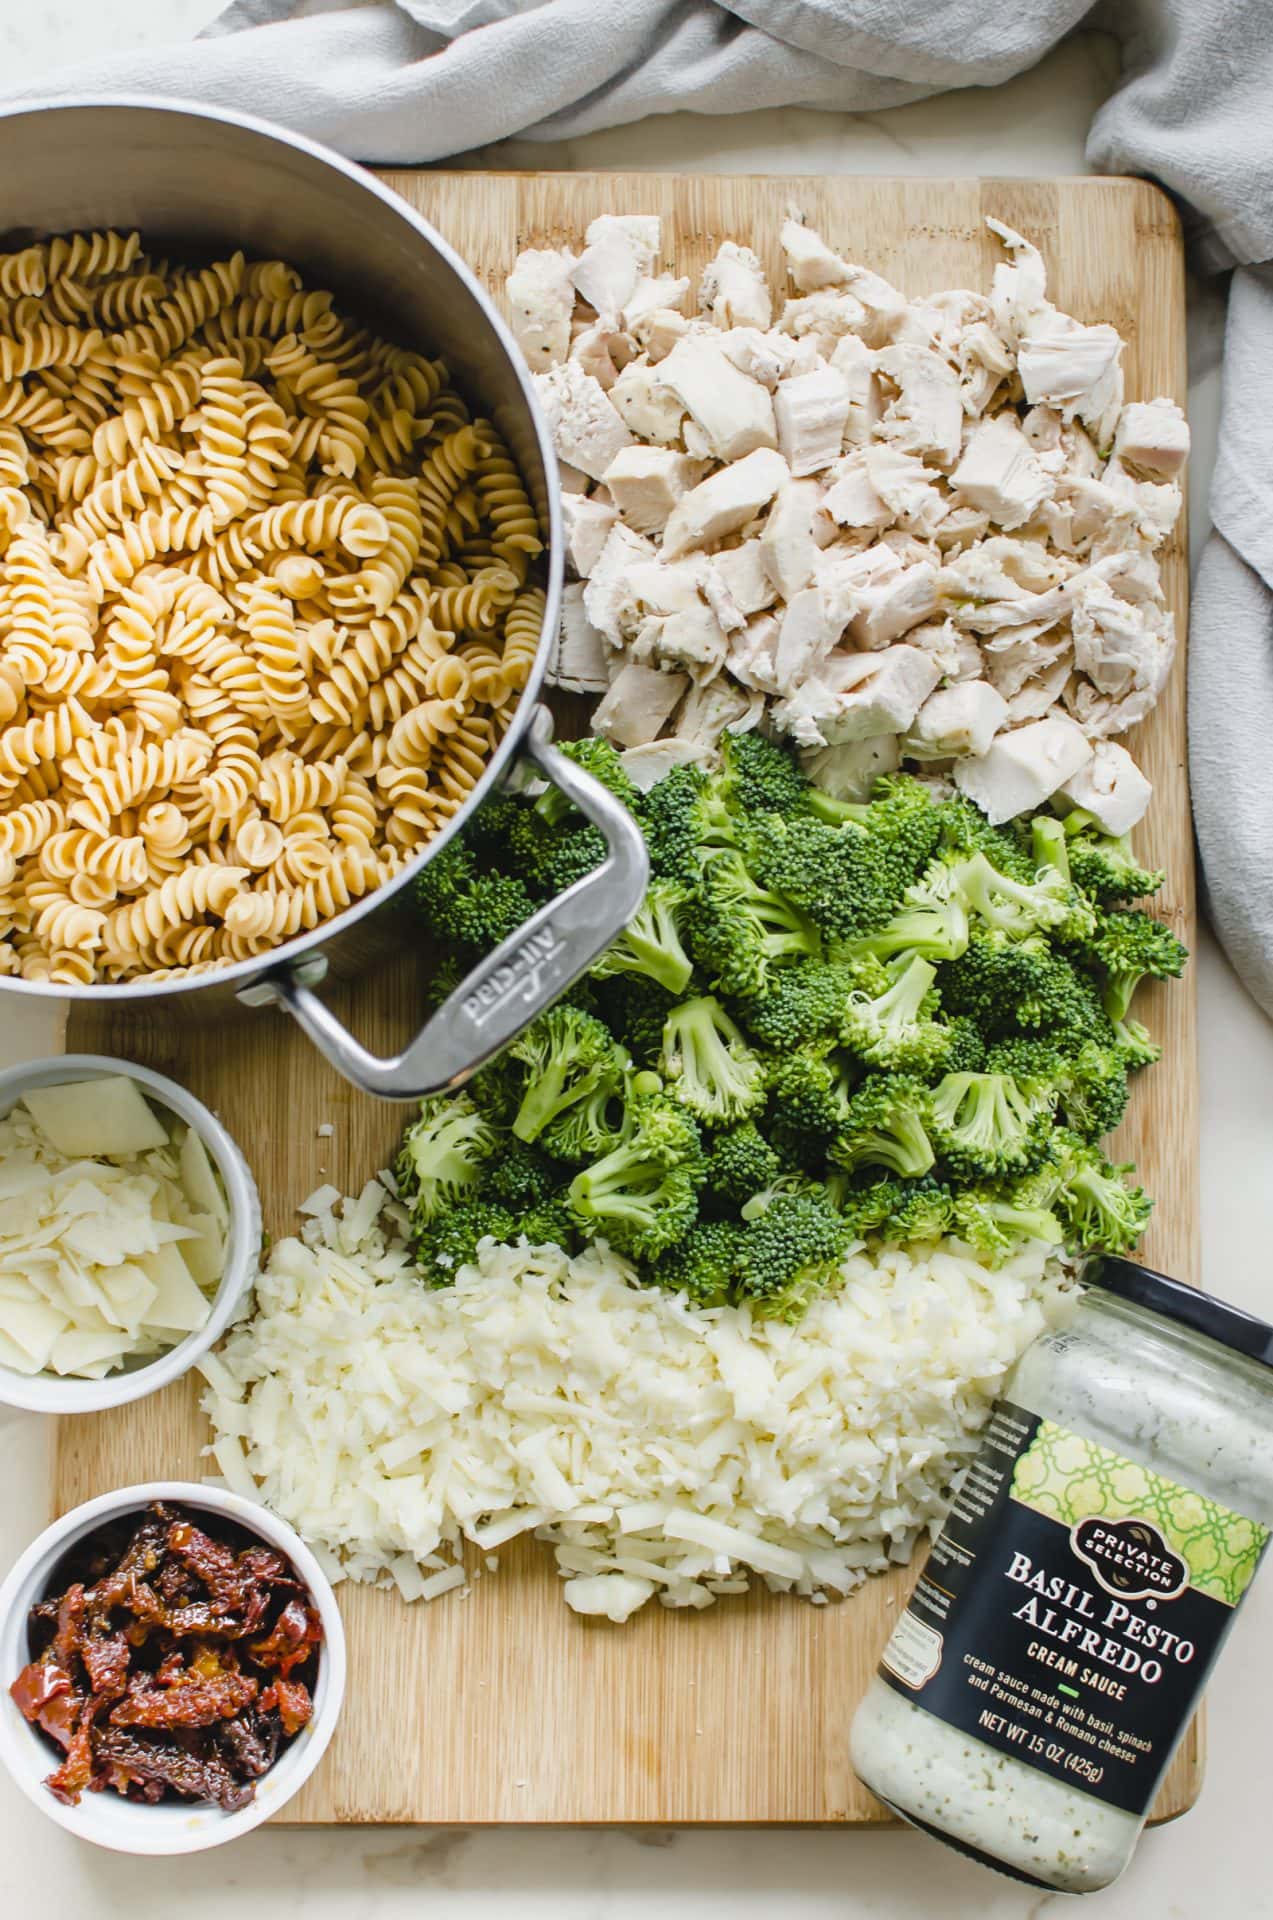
[240,708,649,1101]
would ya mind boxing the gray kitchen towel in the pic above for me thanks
[6,0,1273,1010]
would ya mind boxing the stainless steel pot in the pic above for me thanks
[0,99,647,1098]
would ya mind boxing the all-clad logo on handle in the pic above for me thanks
[1071,1516,1189,1601]
[463,926,563,1028]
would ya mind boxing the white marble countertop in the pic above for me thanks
[0,6,1270,1916]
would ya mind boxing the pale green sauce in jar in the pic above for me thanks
[851,1261,1273,1893]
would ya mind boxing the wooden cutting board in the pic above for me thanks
[55,172,1198,1825]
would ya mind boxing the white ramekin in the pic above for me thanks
[0,1054,261,1414]
[0,1482,346,1852]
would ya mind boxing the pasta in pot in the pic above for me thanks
[0,229,547,984]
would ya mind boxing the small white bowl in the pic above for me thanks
[0,1054,261,1414]
[0,1482,346,1852]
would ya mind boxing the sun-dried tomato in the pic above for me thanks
[11,1503,323,1815]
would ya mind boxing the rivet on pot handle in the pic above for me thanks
[239,709,649,1100]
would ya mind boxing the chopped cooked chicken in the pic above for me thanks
[1017,313,1124,446]
[844,558,939,651]
[718,326,815,389]
[508,214,1183,794]
[593,662,690,748]
[727,612,782,694]
[583,523,656,646]
[549,584,612,693]
[628,306,691,362]
[609,359,686,444]
[774,366,852,476]
[661,447,788,559]
[568,314,635,391]
[906,681,1009,759]
[985,219,1048,343]
[561,492,618,578]
[624,273,691,334]
[1113,397,1190,480]
[654,334,778,462]
[772,643,941,748]
[800,734,901,801]
[632,602,729,682]
[704,540,775,628]
[620,739,715,789]
[951,415,1052,529]
[830,334,882,446]
[838,262,908,346]
[780,217,852,292]
[506,247,577,370]
[674,675,763,746]
[573,214,660,318]
[700,242,772,331]
[1060,739,1152,834]
[603,446,699,535]
[772,582,848,696]
[1070,570,1175,702]
[761,480,821,600]
[953,714,1093,824]
[875,344,963,467]
[777,289,870,357]
[534,359,633,482]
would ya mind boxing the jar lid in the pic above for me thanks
[1087,1256,1273,1371]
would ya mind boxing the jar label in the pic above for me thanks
[876,1401,1269,1816]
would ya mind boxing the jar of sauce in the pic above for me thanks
[849,1258,1273,1893]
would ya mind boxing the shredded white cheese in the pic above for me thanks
[200,1194,1069,1620]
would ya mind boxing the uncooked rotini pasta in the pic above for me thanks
[0,229,545,982]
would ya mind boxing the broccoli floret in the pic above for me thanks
[685,851,821,997]
[660,995,766,1127]
[461,787,553,882]
[1110,1013,1163,1071]
[928,1070,1053,1178]
[831,1073,936,1178]
[984,1031,1128,1142]
[1049,1130,1153,1254]
[937,793,1039,884]
[717,730,809,819]
[836,861,970,966]
[737,958,872,1051]
[637,762,714,885]
[518,1195,580,1252]
[566,1097,704,1259]
[478,1136,561,1210]
[539,1076,631,1163]
[413,841,535,950]
[952,1176,1065,1264]
[1088,908,1189,1022]
[953,849,1073,941]
[531,823,609,896]
[731,1189,851,1319]
[654,1218,743,1305]
[1061,810,1165,904]
[591,879,694,996]
[764,1046,858,1162]
[413,1195,516,1282]
[840,953,951,1073]
[1027,815,1099,945]
[941,931,1110,1038]
[702,1121,782,1207]
[940,1014,988,1075]
[747,812,911,945]
[396,1093,498,1223]
[591,972,677,1067]
[534,736,641,827]
[507,1003,627,1146]
[848,1173,956,1245]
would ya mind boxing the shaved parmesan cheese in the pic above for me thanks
[201,1194,1069,1619]
[0,1082,228,1380]
[23,1075,167,1157]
